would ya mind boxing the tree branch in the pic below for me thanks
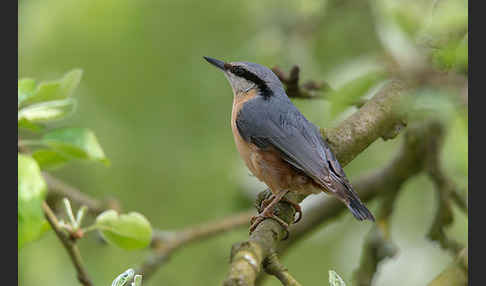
[324,80,409,165]
[223,213,293,286]
[42,201,94,286]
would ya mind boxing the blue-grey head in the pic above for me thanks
[204,57,286,98]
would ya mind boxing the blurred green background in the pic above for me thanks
[18,0,467,285]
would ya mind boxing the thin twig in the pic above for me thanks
[263,252,303,286]
[272,66,333,99]
[352,192,400,286]
[42,201,94,286]
[272,66,372,108]
[450,189,468,213]
[424,122,464,255]
[138,209,255,280]
[42,172,120,215]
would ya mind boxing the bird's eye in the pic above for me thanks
[231,66,246,77]
[244,85,254,92]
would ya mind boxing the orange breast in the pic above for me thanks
[231,89,259,177]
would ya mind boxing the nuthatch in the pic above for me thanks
[204,57,375,233]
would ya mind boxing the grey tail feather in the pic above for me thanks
[327,172,375,222]
[346,194,375,221]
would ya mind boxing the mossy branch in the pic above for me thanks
[324,80,409,165]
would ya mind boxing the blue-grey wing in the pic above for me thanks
[235,96,333,186]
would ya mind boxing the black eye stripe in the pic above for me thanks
[230,66,246,76]
[229,66,272,98]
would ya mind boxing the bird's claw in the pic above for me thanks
[249,213,290,239]
[283,199,302,224]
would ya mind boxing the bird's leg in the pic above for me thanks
[256,194,276,213]
[249,190,290,235]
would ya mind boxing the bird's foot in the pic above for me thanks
[256,193,302,224]
[249,190,290,239]
[249,211,290,239]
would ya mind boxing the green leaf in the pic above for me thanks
[430,37,468,72]
[329,270,346,286]
[95,210,152,250]
[18,118,44,132]
[32,149,70,170]
[18,98,76,125]
[41,127,109,165]
[20,69,83,107]
[18,154,48,249]
[18,79,36,108]
[19,78,36,93]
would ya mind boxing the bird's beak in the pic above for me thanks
[204,56,226,71]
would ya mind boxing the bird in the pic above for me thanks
[204,57,375,234]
